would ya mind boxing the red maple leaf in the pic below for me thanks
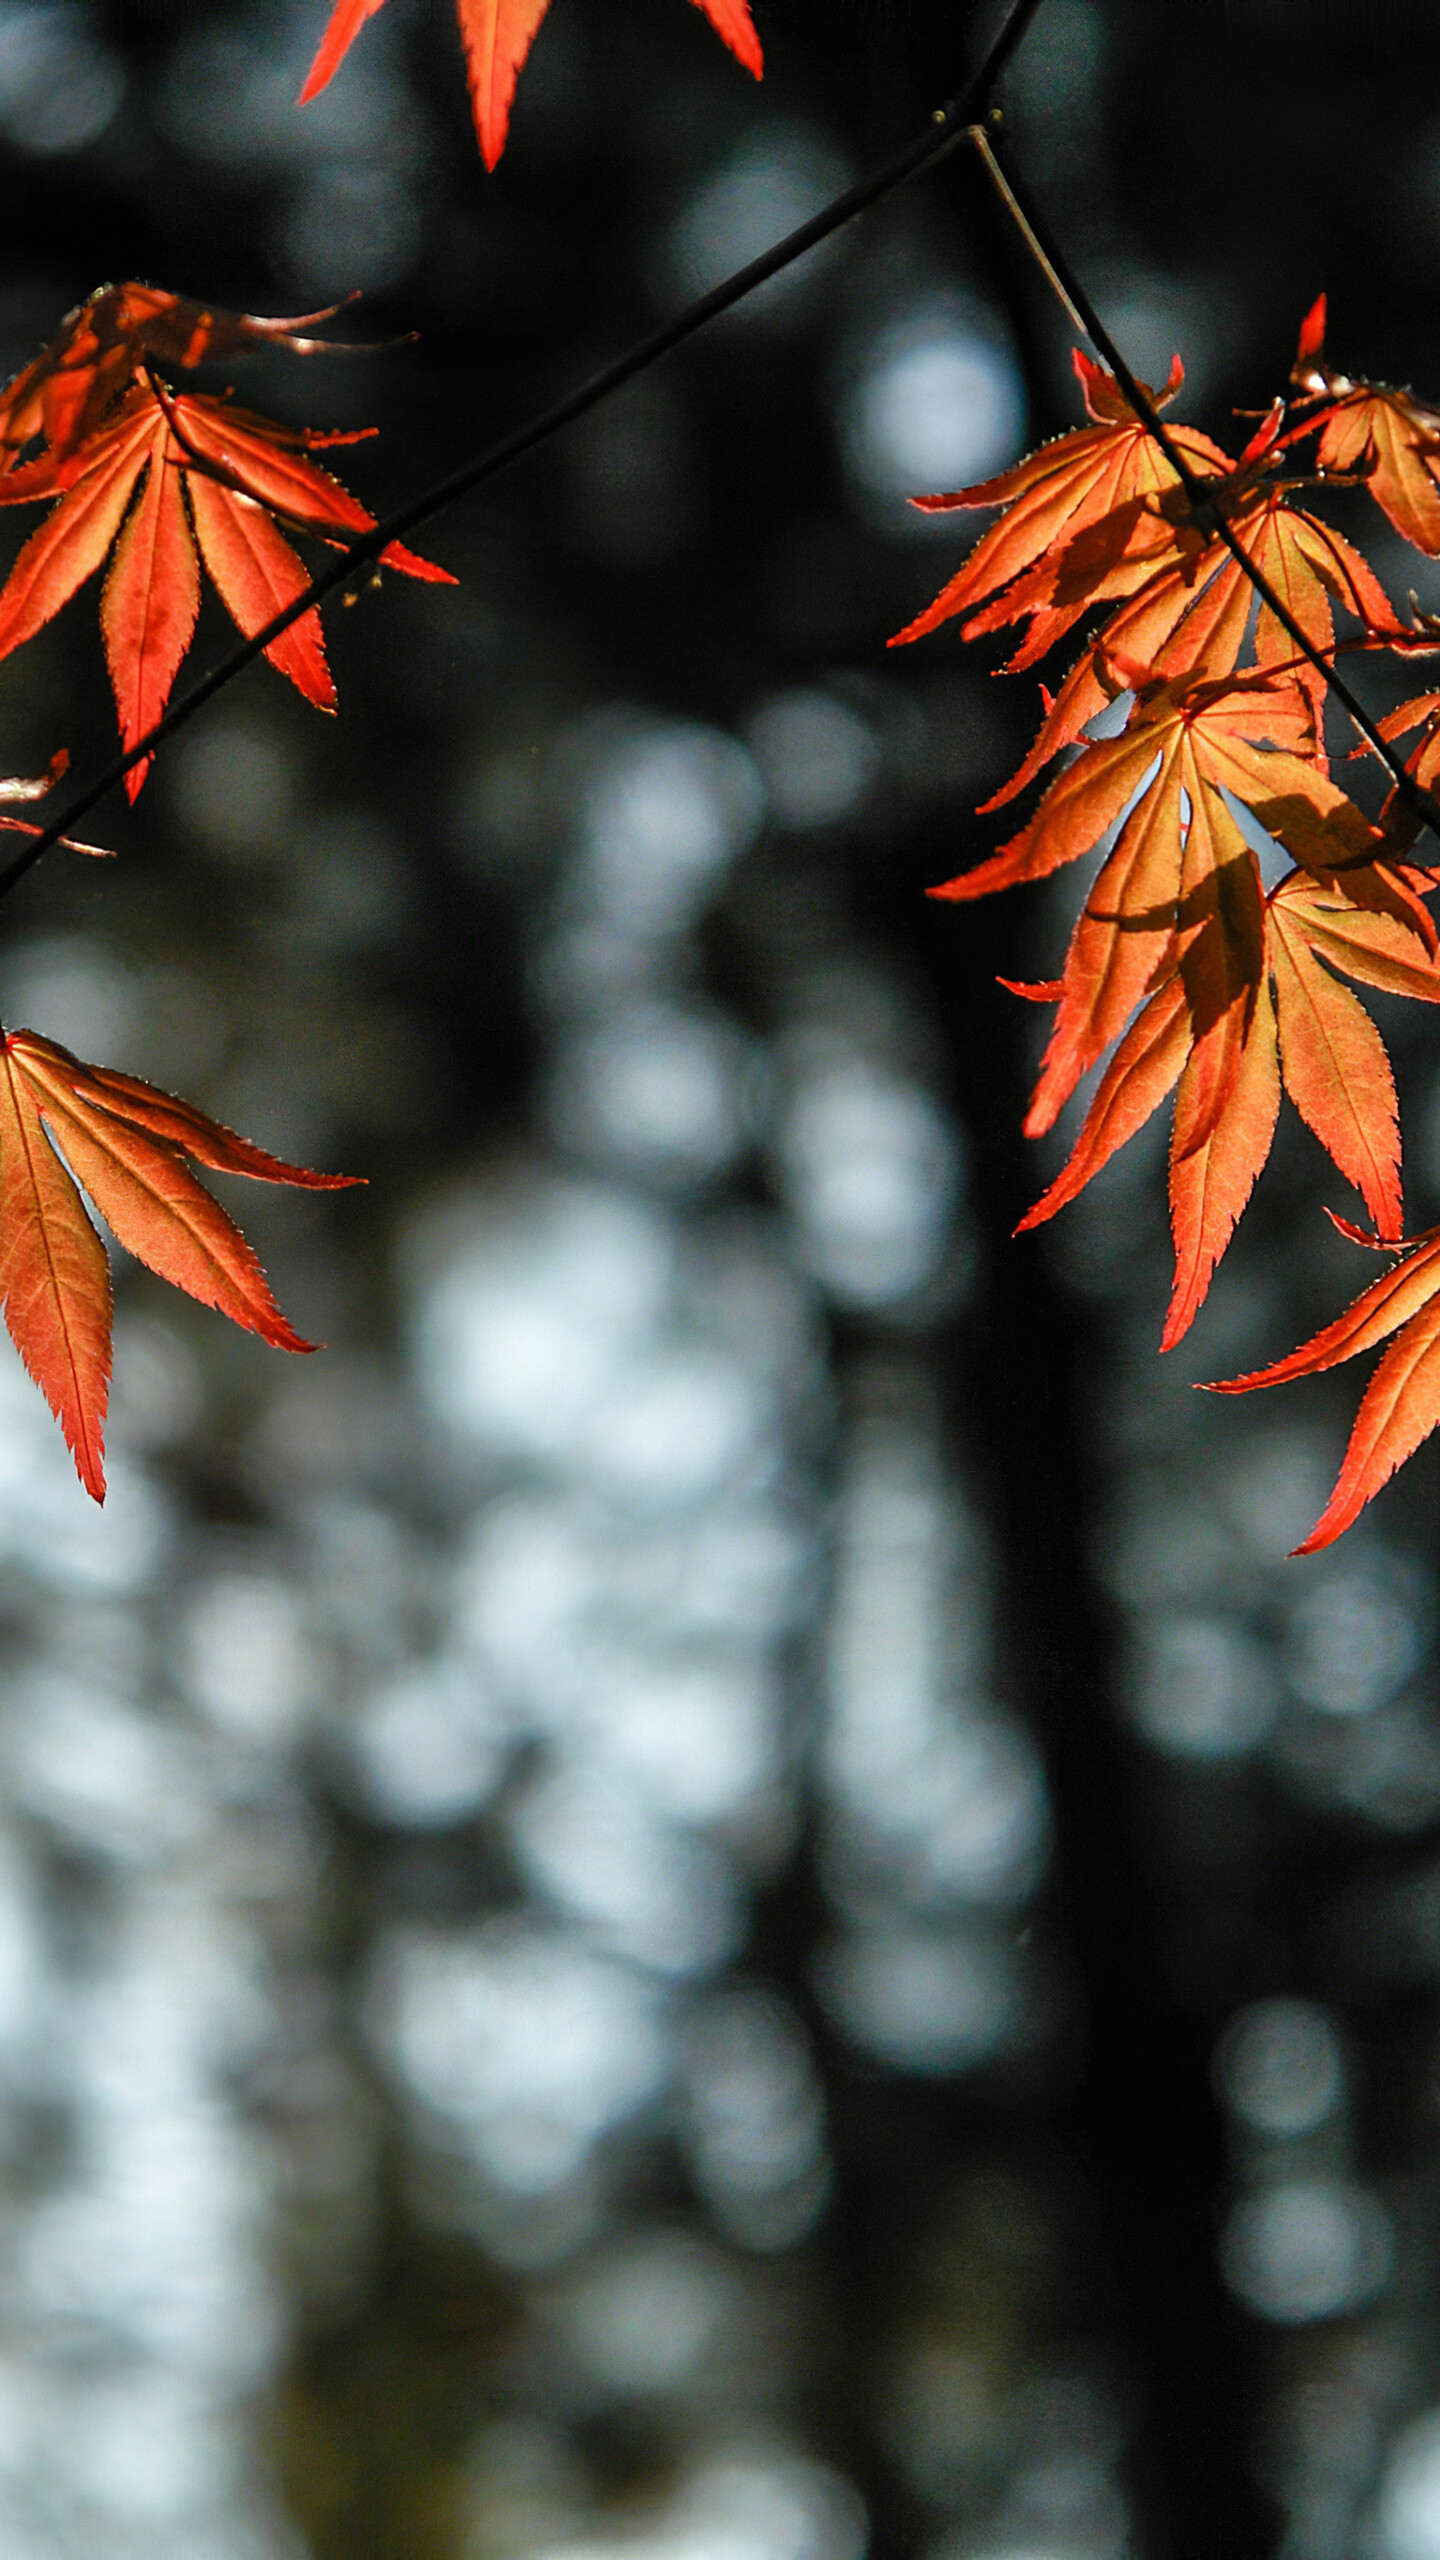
[1207,1221,1440,1552]
[0,377,454,796]
[1013,863,1440,1348]
[1378,690,1440,787]
[984,479,1401,810]
[0,1031,360,1503]
[888,351,1233,667]
[930,668,1389,1134]
[1290,292,1440,556]
[0,284,358,476]
[300,0,762,170]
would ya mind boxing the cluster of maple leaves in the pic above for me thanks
[0,284,464,1498]
[279,0,1440,1553]
[3,39,1440,1560]
[0,0,767,1503]
[891,303,1440,1552]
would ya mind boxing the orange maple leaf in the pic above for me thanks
[1015,867,1440,1348]
[0,377,454,797]
[1207,1222,1440,1552]
[0,1029,360,1503]
[300,0,762,170]
[1356,686,1440,856]
[890,349,1401,806]
[888,350,1233,668]
[1378,691,1440,787]
[1290,292,1440,556]
[930,669,1388,1141]
[984,480,1401,809]
[0,284,358,477]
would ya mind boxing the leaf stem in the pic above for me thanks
[962,122,1090,340]
[0,0,1051,901]
[967,122,1440,845]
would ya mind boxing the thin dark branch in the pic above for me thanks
[0,0,1050,902]
[970,122,1440,845]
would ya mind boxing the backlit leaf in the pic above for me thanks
[0,1028,360,1503]
[0,284,358,474]
[1208,1225,1440,1551]
[0,378,454,795]
[300,0,762,168]
[888,350,1231,666]
[1014,859,1440,1343]
[1290,293,1440,556]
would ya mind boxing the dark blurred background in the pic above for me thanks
[0,1,1437,2554]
